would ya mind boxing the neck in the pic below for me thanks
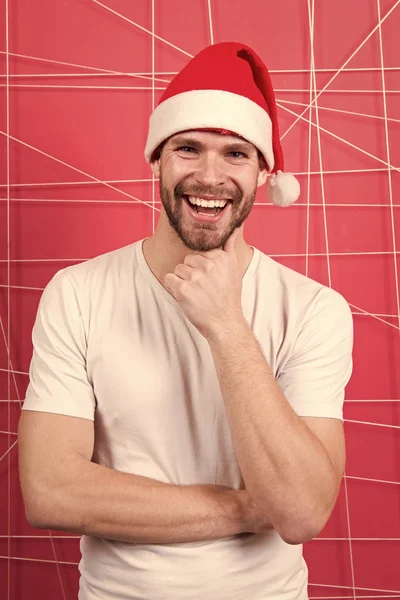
[142,220,254,286]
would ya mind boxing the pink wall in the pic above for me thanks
[1,0,400,598]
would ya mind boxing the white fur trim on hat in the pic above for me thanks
[266,171,300,207]
[144,89,274,169]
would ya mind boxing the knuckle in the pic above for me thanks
[174,264,184,276]
[190,270,200,282]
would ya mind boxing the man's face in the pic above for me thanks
[151,130,267,252]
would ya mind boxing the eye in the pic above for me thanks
[177,146,197,153]
[228,151,247,159]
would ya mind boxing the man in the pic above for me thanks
[18,42,353,599]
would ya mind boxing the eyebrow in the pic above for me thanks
[170,136,203,147]
[170,136,256,154]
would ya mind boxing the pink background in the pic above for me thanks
[1,0,400,598]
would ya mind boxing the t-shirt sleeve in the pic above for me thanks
[22,269,96,420]
[276,287,354,421]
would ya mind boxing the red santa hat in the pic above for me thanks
[144,42,300,207]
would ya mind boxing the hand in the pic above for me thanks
[162,227,245,339]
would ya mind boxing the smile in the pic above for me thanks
[183,195,232,223]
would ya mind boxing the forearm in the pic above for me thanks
[29,458,246,544]
[207,321,340,543]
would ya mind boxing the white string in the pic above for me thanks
[278,103,400,173]
[4,198,400,206]
[346,399,400,402]
[49,535,67,600]
[278,98,400,124]
[0,535,398,542]
[3,249,400,258]
[0,50,171,82]
[348,301,400,331]
[3,198,400,207]
[344,419,400,430]
[305,0,313,278]
[2,72,173,82]
[3,28,69,600]
[0,84,166,89]
[3,71,173,78]
[0,310,21,408]
[13,248,400,258]
[308,0,331,288]
[309,582,400,595]
[311,597,400,600]
[0,369,29,376]
[377,0,400,334]
[3,416,399,431]
[316,538,400,541]
[5,1,11,595]
[0,50,398,75]
[281,0,400,139]
[345,475,400,486]
[2,397,399,403]
[279,89,400,93]
[343,470,357,600]
[151,0,156,236]
[4,83,400,92]
[0,130,160,211]
[0,555,79,566]
[92,0,193,57]
[0,178,154,187]
[0,440,17,464]
[0,535,80,538]
[207,0,214,45]
[309,2,351,592]
[351,310,397,319]
[0,166,395,189]
[271,66,400,73]
[0,398,394,403]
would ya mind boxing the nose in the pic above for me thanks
[192,152,226,189]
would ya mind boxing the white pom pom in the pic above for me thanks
[266,170,300,207]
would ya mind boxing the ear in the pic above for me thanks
[257,167,268,188]
[150,159,161,178]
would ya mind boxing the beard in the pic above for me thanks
[159,173,257,252]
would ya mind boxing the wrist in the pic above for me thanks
[208,485,249,535]
[205,317,250,347]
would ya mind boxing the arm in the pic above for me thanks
[20,270,271,544]
[18,410,261,544]
[206,290,353,545]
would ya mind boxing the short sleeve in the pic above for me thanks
[22,269,96,420]
[277,287,354,421]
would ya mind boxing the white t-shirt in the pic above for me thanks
[23,238,353,600]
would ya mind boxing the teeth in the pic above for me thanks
[187,196,228,208]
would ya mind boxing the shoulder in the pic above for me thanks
[36,241,140,321]
[254,248,352,326]
[256,249,324,295]
[62,241,137,285]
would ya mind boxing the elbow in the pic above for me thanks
[24,495,57,530]
[252,489,338,545]
[25,510,50,530]
[273,508,332,545]
[278,521,324,545]
[22,486,66,530]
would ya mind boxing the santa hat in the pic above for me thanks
[144,42,300,207]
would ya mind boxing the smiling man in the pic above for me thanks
[19,42,354,600]
[154,131,259,250]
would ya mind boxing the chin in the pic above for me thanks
[181,228,232,252]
